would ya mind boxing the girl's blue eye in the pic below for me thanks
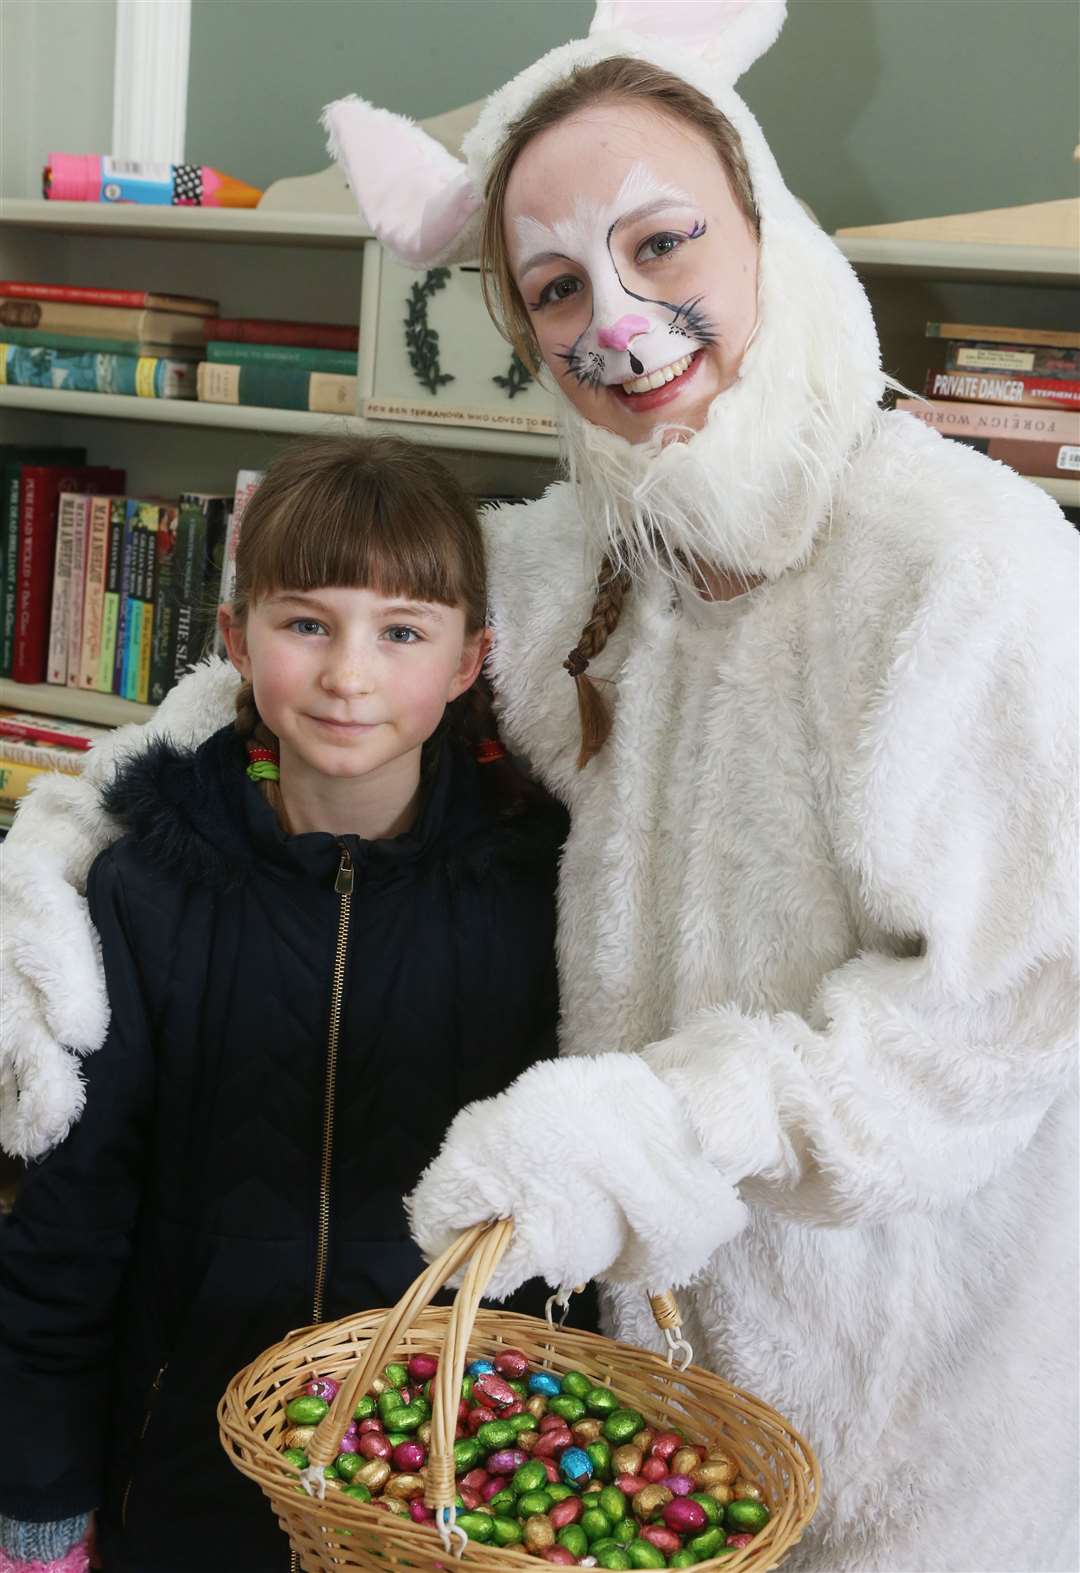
[383,625,421,644]
[290,618,326,636]
[534,274,584,309]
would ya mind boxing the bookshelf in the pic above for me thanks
[0,199,1077,735]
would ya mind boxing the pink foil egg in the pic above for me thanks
[359,1433,393,1461]
[550,1498,584,1530]
[408,1354,438,1382]
[542,1550,577,1565]
[409,1500,436,1523]
[458,1487,482,1510]
[336,1434,360,1454]
[617,1474,648,1495]
[358,1418,384,1435]
[482,1475,509,1502]
[466,1406,497,1433]
[727,1533,754,1548]
[461,1469,489,1494]
[540,1414,568,1434]
[393,1441,426,1472]
[473,1372,517,1409]
[641,1458,668,1483]
[649,1432,682,1462]
[494,1349,529,1380]
[640,1527,682,1556]
[662,1499,708,1535]
[539,1456,561,1484]
[487,1450,527,1474]
[533,1428,574,1459]
[306,1377,340,1401]
[661,1474,693,1496]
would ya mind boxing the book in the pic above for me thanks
[0,327,203,361]
[112,499,138,695]
[894,397,1080,446]
[203,316,358,351]
[99,498,126,693]
[0,732,93,772]
[943,341,1080,379]
[923,370,1080,412]
[206,340,358,374]
[197,360,358,414]
[0,445,85,676]
[949,437,1080,481]
[0,299,207,347]
[218,470,263,608]
[45,492,92,685]
[926,322,1080,351]
[0,282,217,316]
[0,756,68,810]
[77,494,116,690]
[0,708,108,750]
[0,344,197,399]
[148,505,180,704]
[171,492,231,685]
[121,501,162,703]
[13,464,124,684]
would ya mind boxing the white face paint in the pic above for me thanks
[505,103,760,444]
[513,164,709,389]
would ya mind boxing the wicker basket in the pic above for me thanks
[219,1221,820,1573]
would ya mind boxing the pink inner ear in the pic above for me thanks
[322,96,482,267]
[591,0,739,45]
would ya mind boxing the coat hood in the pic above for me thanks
[322,0,885,582]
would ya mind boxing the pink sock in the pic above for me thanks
[0,1542,90,1573]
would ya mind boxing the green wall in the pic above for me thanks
[186,0,1079,233]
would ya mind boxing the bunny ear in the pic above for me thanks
[321,95,484,267]
[590,0,787,83]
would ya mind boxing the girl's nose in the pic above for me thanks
[597,314,651,352]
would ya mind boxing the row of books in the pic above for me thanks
[896,320,1080,482]
[0,440,263,704]
[0,708,109,817]
[0,280,359,412]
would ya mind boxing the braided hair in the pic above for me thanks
[563,554,632,769]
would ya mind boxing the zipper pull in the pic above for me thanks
[334,848,353,896]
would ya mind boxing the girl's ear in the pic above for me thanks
[218,603,252,680]
[448,626,492,701]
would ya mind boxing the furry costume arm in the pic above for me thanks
[409,503,1078,1293]
[0,659,239,1159]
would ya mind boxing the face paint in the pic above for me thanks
[506,103,759,444]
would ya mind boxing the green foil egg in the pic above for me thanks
[587,1440,614,1481]
[491,1517,525,1547]
[456,1512,494,1543]
[558,1526,589,1559]
[548,1395,588,1424]
[628,1542,666,1569]
[602,1409,645,1445]
[383,1363,409,1388]
[512,1460,550,1496]
[285,1395,328,1426]
[586,1386,619,1418]
[352,1394,377,1421]
[518,1489,554,1517]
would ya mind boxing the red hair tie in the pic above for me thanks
[474,738,507,765]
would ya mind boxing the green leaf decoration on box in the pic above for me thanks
[493,352,534,400]
[404,269,455,395]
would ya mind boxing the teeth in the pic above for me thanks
[621,352,693,396]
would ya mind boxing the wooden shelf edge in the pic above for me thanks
[1029,475,1080,508]
[0,196,371,249]
[0,385,560,459]
[0,679,154,727]
[836,234,1079,286]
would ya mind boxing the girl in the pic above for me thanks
[0,434,583,1573]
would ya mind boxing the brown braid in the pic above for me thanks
[564,556,632,770]
[234,680,293,833]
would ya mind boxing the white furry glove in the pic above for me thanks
[0,658,239,1159]
[406,1054,748,1299]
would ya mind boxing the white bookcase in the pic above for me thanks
[0,196,1076,732]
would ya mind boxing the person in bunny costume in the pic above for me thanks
[2,3,1077,1568]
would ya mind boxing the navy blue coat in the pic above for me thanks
[0,726,592,1572]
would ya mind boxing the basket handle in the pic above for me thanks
[302,1220,505,1482]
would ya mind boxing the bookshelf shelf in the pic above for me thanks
[0,678,154,727]
[838,236,1079,288]
[0,198,372,250]
[0,386,558,460]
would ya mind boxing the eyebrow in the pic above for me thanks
[268,592,446,621]
[518,194,698,277]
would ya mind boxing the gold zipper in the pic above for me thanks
[121,1362,168,1529]
[311,847,353,1325]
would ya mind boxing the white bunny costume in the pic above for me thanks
[2,4,1077,1568]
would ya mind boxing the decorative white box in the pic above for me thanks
[360,242,558,438]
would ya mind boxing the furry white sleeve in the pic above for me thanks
[642,527,1080,1226]
[0,659,239,1159]
[406,1054,749,1300]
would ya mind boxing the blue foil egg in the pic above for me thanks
[527,1371,562,1397]
[560,1446,594,1486]
[467,1359,496,1376]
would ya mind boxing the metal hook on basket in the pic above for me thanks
[297,1462,327,1500]
[545,1281,586,1328]
[437,1504,469,1558]
[663,1325,693,1372]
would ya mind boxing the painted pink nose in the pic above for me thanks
[597,314,651,352]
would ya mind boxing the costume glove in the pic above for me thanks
[0,659,239,1159]
[406,1053,748,1300]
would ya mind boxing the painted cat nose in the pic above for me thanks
[597,314,651,352]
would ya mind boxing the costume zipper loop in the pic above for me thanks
[312,848,353,1325]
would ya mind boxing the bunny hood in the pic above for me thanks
[323,0,885,583]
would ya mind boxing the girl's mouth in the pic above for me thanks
[611,349,703,413]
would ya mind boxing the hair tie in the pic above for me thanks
[564,649,590,679]
[474,737,508,765]
[245,741,280,782]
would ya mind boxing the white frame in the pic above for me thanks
[111,0,191,164]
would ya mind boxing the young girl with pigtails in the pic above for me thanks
[0,433,590,1573]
